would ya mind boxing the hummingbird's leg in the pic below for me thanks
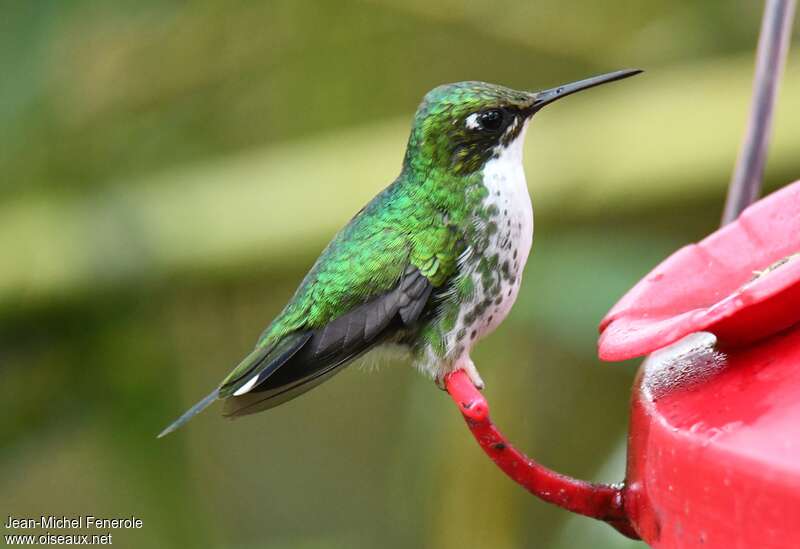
[447,355,485,390]
[461,357,485,390]
[434,357,484,390]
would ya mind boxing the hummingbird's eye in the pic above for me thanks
[477,109,504,132]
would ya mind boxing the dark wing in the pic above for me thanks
[157,265,434,436]
[221,265,433,417]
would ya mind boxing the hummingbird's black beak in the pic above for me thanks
[528,69,642,113]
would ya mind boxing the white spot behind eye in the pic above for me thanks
[465,113,480,130]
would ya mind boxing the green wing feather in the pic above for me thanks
[249,179,461,348]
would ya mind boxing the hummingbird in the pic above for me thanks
[159,69,641,437]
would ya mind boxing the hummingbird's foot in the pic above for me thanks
[460,357,485,391]
[434,358,484,391]
[464,360,486,391]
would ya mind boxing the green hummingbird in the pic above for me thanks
[159,69,641,437]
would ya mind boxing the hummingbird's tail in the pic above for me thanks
[157,389,219,438]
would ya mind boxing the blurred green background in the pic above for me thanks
[2,1,799,547]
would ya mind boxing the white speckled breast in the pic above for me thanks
[446,124,533,360]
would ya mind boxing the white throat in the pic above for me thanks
[483,122,533,252]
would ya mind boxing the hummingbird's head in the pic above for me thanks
[404,69,641,176]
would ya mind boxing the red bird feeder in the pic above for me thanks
[601,180,800,547]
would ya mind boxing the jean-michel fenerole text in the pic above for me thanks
[5,515,143,530]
